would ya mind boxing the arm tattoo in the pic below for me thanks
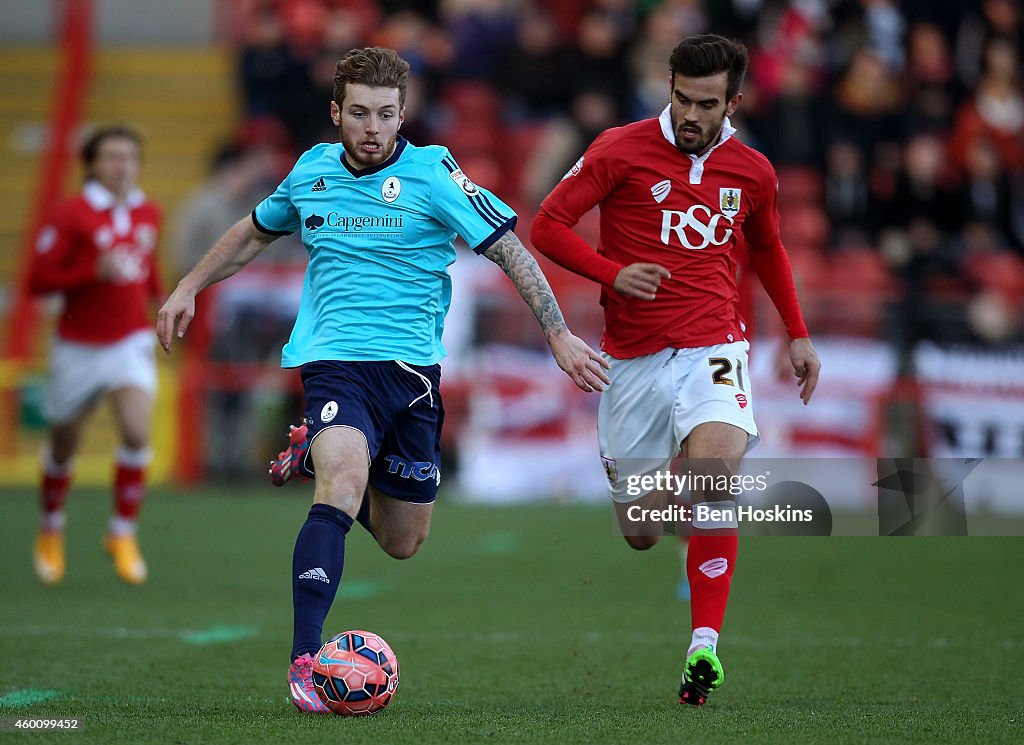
[483,231,568,341]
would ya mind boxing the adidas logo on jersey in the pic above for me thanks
[298,567,330,583]
[311,177,327,192]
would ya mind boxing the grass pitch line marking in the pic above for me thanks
[0,625,183,639]
[0,689,61,708]
[338,579,383,599]
[1,625,1016,650]
[0,624,257,644]
[180,625,258,645]
[381,630,1011,649]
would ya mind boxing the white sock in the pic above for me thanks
[41,444,73,476]
[115,445,152,468]
[42,511,66,532]
[688,626,719,657]
[109,515,137,536]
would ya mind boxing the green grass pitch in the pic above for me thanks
[1,486,1023,744]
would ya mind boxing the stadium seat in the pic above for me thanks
[779,203,828,254]
[777,166,823,207]
[819,249,897,336]
[441,81,502,125]
[965,251,1024,303]
[501,123,548,202]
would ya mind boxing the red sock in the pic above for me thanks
[40,446,72,531]
[42,472,70,512]
[40,472,71,530]
[114,464,146,519]
[687,529,738,634]
[113,447,149,523]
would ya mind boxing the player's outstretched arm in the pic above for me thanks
[482,231,610,393]
[156,217,277,353]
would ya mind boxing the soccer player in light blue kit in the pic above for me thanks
[157,47,610,713]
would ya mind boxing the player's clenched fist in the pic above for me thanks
[613,263,671,300]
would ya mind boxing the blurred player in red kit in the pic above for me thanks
[531,35,821,705]
[28,125,164,585]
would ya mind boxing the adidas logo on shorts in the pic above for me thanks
[298,567,330,583]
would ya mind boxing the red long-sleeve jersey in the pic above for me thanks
[532,111,807,359]
[28,182,163,344]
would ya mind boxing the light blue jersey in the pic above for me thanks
[253,138,516,367]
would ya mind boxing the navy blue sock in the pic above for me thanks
[355,490,375,537]
[290,503,353,661]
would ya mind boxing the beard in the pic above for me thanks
[341,130,398,169]
[671,112,725,156]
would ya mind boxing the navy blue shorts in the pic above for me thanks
[298,360,444,504]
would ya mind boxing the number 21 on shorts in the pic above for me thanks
[708,357,745,390]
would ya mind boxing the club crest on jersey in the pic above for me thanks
[719,188,742,217]
[449,169,479,196]
[651,179,672,203]
[561,156,584,181]
[134,223,157,251]
[382,176,401,203]
[35,225,57,253]
[94,226,114,249]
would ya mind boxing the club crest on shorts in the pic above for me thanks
[321,401,339,422]
[719,188,741,217]
[601,456,619,486]
[382,176,401,203]
[735,393,748,409]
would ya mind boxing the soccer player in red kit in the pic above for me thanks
[28,125,164,585]
[531,35,821,705]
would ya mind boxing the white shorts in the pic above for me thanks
[44,329,157,424]
[598,341,759,502]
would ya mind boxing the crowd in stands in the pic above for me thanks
[186,0,1024,354]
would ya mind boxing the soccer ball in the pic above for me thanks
[312,630,400,716]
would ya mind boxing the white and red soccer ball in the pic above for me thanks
[312,630,400,716]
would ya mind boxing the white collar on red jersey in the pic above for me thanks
[658,104,736,148]
[82,180,145,211]
[83,181,146,236]
[658,105,737,184]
